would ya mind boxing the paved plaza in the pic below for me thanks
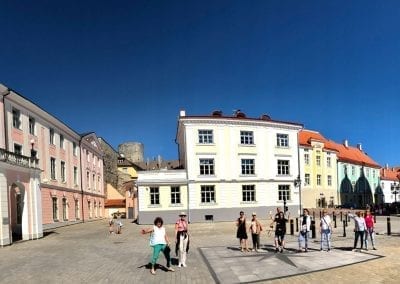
[0,215,399,283]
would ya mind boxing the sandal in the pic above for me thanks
[150,269,156,275]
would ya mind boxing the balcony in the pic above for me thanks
[0,148,39,168]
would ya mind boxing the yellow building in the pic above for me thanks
[299,130,338,209]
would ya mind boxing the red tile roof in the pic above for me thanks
[326,140,380,168]
[299,129,380,168]
[299,130,337,152]
[380,167,400,181]
[105,199,125,207]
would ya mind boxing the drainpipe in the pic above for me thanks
[79,139,85,223]
[1,87,10,151]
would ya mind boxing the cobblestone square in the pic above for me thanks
[0,216,399,284]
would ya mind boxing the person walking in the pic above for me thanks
[141,217,175,275]
[298,208,311,252]
[236,211,249,252]
[348,211,367,251]
[175,212,190,267]
[364,209,376,250]
[249,212,263,252]
[320,209,332,252]
[271,210,289,253]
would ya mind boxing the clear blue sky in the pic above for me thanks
[1,0,399,166]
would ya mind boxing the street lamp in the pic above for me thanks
[294,175,301,215]
[391,181,400,214]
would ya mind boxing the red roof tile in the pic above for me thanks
[105,199,125,207]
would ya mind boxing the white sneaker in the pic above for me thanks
[182,263,187,267]
[178,263,182,268]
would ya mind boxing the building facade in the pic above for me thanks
[172,110,303,223]
[0,84,105,246]
[331,140,381,208]
[299,130,338,209]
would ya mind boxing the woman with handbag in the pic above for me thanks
[298,208,311,252]
[320,210,332,252]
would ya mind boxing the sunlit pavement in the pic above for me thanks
[0,216,399,284]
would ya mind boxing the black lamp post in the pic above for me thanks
[391,181,400,214]
[294,175,301,214]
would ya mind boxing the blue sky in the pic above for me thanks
[1,0,399,166]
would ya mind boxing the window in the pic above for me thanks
[276,133,289,147]
[98,176,101,192]
[327,175,332,186]
[62,198,67,221]
[73,142,78,156]
[61,161,66,182]
[86,171,90,188]
[60,135,64,149]
[317,174,321,186]
[12,108,21,129]
[200,159,214,175]
[75,200,80,220]
[52,197,58,221]
[14,144,22,155]
[241,159,255,175]
[171,186,181,204]
[198,130,213,144]
[278,185,290,201]
[304,153,309,165]
[316,155,321,166]
[29,117,35,135]
[150,187,160,205]
[305,173,310,185]
[327,156,331,167]
[351,166,355,176]
[240,131,254,145]
[73,167,78,185]
[50,157,56,180]
[242,185,255,202]
[201,185,215,203]
[277,160,290,175]
[93,174,96,190]
[366,168,370,177]
[49,128,55,144]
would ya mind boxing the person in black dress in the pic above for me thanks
[236,211,249,252]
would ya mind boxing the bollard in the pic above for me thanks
[334,214,337,228]
[319,210,322,219]
[387,217,391,235]
[343,220,346,237]
[296,217,299,232]
[340,211,343,222]
[290,219,294,235]
[345,214,348,227]
[374,214,376,223]
[313,211,316,220]
[311,220,316,239]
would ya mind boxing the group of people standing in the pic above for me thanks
[140,207,376,275]
[141,212,190,275]
[236,207,377,254]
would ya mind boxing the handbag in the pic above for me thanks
[322,217,331,234]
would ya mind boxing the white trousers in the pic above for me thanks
[178,234,189,265]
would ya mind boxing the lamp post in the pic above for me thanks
[294,175,301,215]
[391,181,400,214]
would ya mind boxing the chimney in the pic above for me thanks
[357,143,362,151]
[343,139,348,147]
[180,110,186,117]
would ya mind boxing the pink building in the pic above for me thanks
[0,84,105,246]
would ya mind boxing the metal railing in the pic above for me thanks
[0,148,39,168]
